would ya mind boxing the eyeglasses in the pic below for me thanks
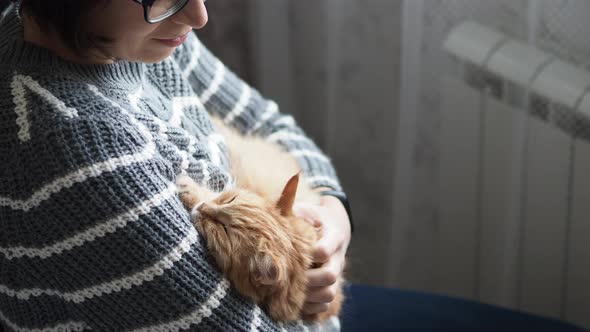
[132,0,191,24]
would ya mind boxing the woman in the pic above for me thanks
[0,0,351,331]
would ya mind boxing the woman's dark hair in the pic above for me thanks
[18,0,110,57]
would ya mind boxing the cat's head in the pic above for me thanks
[193,173,311,295]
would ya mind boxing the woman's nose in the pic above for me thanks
[172,0,208,29]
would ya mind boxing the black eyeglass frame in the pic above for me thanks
[132,0,191,24]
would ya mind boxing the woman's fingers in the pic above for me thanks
[313,231,340,264]
[306,255,342,287]
[301,302,330,315]
[305,283,340,303]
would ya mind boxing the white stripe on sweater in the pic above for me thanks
[128,85,144,112]
[0,226,199,302]
[179,150,190,174]
[278,322,288,332]
[89,85,189,179]
[273,115,296,128]
[182,36,202,80]
[88,84,155,147]
[0,309,88,332]
[0,183,176,260]
[11,74,79,142]
[305,176,341,190]
[11,73,31,142]
[207,133,224,167]
[171,96,204,127]
[199,159,211,186]
[249,306,262,332]
[290,150,331,163]
[223,82,251,124]
[101,84,232,188]
[249,101,278,134]
[130,278,230,332]
[267,131,311,144]
[187,133,198,155]
[121,85,201,175]
[95,85,191,178]
[297,320,309,332]
[152,116,169,136]
[21,75,79,119]
[330,317,341,330]
[199,61,225,105]
[125,88,191,174]
[0,141,157,211]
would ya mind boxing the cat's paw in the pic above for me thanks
[175,174,200,209]
[176,174,193,192]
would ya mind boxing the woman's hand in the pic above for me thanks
[293,194,351,316]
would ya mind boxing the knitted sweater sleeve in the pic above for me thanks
[173,32,342,191]
[0,109,306,331]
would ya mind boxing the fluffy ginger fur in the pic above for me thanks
[176,118,342,322]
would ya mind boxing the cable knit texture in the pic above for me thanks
[0,7,341,332]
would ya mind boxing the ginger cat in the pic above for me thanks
[176,118,343,322]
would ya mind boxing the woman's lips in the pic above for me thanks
[155,33,189,47]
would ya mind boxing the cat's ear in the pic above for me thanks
[252,252,285,286]
[276,173,300,216]
[217,210,233,226]
[199,202,233,226]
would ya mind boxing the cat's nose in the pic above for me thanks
[198,202,210,213]
[191,201,206,219]
[197,202,218,218]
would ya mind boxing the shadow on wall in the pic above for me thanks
[197,0,255,85]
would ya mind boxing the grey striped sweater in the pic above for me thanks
[0,8,342,332]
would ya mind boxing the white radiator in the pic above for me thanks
[437,21,590,327]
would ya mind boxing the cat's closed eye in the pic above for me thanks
[220,193,238,205]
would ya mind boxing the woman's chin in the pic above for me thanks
[133,50,176,63]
